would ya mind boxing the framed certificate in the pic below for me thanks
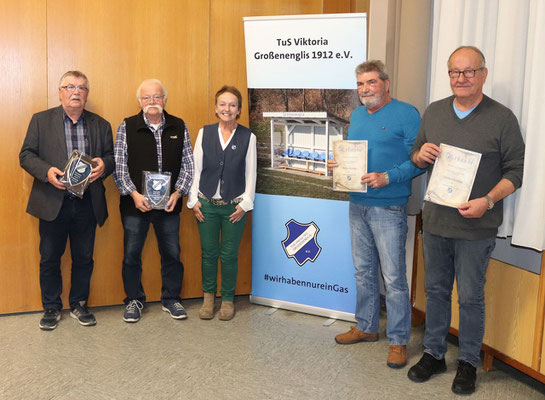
[142,171,172,210]
[424,143,482,208]
[332,140,367,192]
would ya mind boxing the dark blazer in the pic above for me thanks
[19,106,115,226]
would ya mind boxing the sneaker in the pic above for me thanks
[387,345,407,369]
[408,352,447,382]
[335,326,378,344]
[162,300,188,320]
[39,309,61,331]
[452,360,477,395]
[123,299,143,323]
[70,302,97,326]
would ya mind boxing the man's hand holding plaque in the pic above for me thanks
[59,150,98,198]
[142,171,172,210]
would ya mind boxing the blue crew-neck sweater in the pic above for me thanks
[347,98,424,206]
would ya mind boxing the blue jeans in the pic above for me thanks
[39,192,97,311]
[121,212,184,304]
[422,232,496,367]
[349,202,411,345]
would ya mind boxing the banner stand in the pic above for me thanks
[250,295,356,322]
[244,13,368,320]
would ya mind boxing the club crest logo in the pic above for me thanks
[281,219,322,266]
[68,159,91,184]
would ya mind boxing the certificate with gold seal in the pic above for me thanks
[332,140,367,192]
[424,143,482,208]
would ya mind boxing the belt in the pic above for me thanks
[198,194,242,206]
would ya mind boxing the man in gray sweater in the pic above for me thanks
[407,46,525,395]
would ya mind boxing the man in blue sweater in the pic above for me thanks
[330,60,424,368]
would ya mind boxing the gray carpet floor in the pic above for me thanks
[0,296,543,399]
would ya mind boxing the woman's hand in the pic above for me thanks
[229,204,246,223]
[193,201,205,222]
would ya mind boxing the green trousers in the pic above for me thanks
[197,199,247,301]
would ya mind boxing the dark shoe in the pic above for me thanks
[123,299,143,323]
[39,309,61,331]
[408,353,447,382]
[387,345,407,369]
[162,300,188,320]
[335,326,378,344]
[452,360,476,395]
[70,302,97,326]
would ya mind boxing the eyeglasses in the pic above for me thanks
[448,68,484,79]
[60,85,89,92]
[139,95,165,103]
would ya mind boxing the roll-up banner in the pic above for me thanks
[244,13,414,321]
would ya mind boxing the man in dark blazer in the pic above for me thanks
[19,70,114,331]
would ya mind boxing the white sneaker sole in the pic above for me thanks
[39,313,61,330]
[162,306,188,320]
[70,312,97,326]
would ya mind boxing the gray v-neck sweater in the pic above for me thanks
[410,95,525,239]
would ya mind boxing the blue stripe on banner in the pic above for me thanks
[251,193,356,314]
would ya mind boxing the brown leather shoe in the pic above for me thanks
[335,326,378,344]
[387,345,407,368]
[218,300,235,321]
[199,292,215,320]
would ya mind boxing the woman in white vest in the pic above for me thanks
[187,86,257,320]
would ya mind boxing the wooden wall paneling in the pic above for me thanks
[351,0,371,13]
[4,0,371,313]
[323,0,351,13]
[535,253,545,371]
[0,1,48,313]
[46,0,211,307]
[450,260,539,367]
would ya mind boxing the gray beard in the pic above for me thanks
[360,95,381,109]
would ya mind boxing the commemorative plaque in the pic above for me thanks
[60,150,97,198]
[142,171,171,210]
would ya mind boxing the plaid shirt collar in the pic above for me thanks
[62,109,85,124]
[142,112,165,132]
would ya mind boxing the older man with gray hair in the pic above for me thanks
[20,70,114,330]
[408,46,525,395]
[329,60,424,368]
[113,79,194,323]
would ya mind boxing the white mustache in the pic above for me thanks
[144,104,163,114]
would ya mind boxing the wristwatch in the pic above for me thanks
[485,195,494,210]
